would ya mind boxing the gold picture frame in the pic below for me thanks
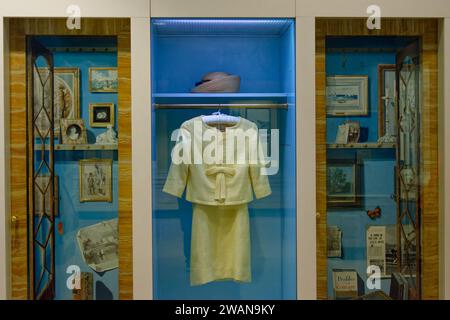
[326,75,369,116]
[89,103,115,127]
[55,67,80,135]
[79,159,113,202]
[60,119,87,145]
[89,67,118,93]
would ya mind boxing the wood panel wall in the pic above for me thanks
[8,18,133,299]
[315,18,439,299]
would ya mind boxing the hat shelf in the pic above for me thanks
[151,18,295,108]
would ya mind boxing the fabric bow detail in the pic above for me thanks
[205,166,236,203]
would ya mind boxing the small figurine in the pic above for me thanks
[95,125,118,144]
[367,206,382,219]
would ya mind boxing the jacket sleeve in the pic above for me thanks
[249,126,272,199]
[162,126,191,198]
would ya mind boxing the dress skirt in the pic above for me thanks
[190,203,251,286]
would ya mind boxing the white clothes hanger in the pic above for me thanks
[202,110,240,126]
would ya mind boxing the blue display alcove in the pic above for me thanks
[151,18,297,299]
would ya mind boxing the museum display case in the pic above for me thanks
[7,18,132,300]
[315,19,439,300]
[1,1,449,302]
[151,18,297,299]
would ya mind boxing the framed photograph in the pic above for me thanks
[327,158,361,207]
[79,159,113,202]
[326,75,368,116]
[89,67,118,93]
[35,67,80,138]
[378,64,397,141]
[89,103,115,127]
[34,175,59,217]
[60,119,87,145]
[55,68,80,135]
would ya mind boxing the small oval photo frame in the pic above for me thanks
[89,103,115,128]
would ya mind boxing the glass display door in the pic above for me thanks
[27,37,56,300]
[395,41,421,298]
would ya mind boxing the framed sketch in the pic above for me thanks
[326,75,368,116]
[327,158,361,207]
[327,226,342,258]
[60,119,87,145]
[89,67,118,93]
[79,159,113,202]
[89,103,115,127]
[377,65,397,141]
[34,175,59,217]
[35,67,80,139]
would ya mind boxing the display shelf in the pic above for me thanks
[327,142,396,149]
[35,143,118,151]
[153,93,289,104]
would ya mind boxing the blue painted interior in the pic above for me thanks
[151,18,296,299]
[325,36,416,298]
[35,36,118,300]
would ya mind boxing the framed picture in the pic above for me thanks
[377,64,397,141]
[89,67,118,93]
[89,103,115,127]
[335,121,361,144]
[34,175,59,217]
[60,119,87,145]
[35,67,80,138]
[55,68,80,135]
[326,75,368,116]
[327,158,361,207]
[79,159,113,202]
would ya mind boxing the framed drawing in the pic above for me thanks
[377,64,397,142]
[79,159,113,202]
[89,67,118,93]
[35,67,80,139]
[327,158,361,207]
[89,103,115,127]
[326,76,368,116]
[54,68,80,135]
[60,119,87,145]
[34,175,59,217]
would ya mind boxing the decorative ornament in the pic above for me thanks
[367,206,382,219]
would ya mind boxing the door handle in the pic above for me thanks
[11,215,18,225]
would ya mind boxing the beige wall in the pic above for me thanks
[296,0,450,17]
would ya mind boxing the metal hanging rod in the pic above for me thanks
[154,103,288,109]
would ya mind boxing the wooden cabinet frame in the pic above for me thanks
[315,18,439,299]
[8,18,132,299]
